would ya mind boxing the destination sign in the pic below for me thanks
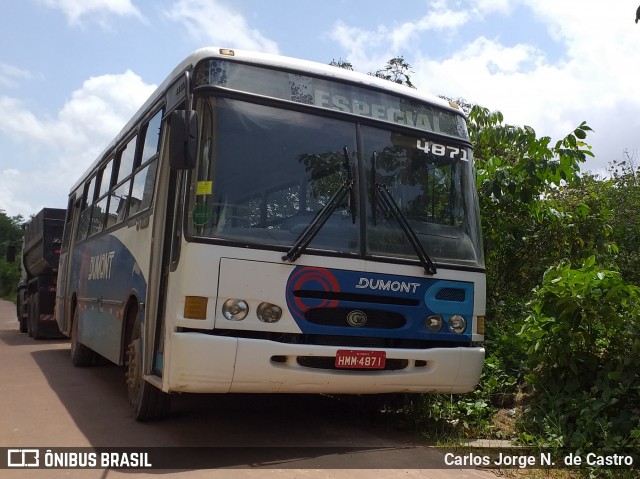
[193,59,469,140]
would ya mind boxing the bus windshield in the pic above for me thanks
[187,96,484,269]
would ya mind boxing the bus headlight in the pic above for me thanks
[448,315,467,334]
[257,302,282,323]
[425,314,443,332]
[222,299,249,321]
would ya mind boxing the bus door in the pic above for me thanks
[139,113,178,381]
[57,195,82,335]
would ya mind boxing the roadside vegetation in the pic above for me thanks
[402,106,640,478]
[0,211,22,300]
[362,59,640,477]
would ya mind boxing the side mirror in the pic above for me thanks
[168,110,198,170]
[6,244,16,263]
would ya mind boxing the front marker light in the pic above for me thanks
[257,302,282,323]
[448,315,467,334]
[222,299,249,321]
[477,316,485,334]
[425,315,443,332]
[184,296,208,320]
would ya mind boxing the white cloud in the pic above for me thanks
[0,63,33,89]
[40,0,144,25]
[329,21,387,72]
[389,3,469,49]
[0,96,51,143]
[327,0,640,172]
[0,169,34,219]
[0,71,156,217]
[165,0,279,53]
[470,0,512,16]
[412,40,581,133]
[328,0,525,73]
[450,1,640,168]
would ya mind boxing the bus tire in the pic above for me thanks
[70,308,94,367]
[126,320,169,421]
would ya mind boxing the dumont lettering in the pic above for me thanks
[313,89,441,132]
[88,251,116,281]
[355,277,421,294]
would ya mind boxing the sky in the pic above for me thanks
[1,0,640,218]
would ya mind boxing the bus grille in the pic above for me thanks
[435,288,466,302]
[304,307,406,329]
[189,329,470,349]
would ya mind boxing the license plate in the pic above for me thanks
[335,350,386,369]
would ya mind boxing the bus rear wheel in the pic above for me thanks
[70,308,95,367]
[125,320,169,421]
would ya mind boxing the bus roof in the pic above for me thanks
[71,47,463,194]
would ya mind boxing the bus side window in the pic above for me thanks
[61,195,76,251]
[99,158,119,229]
[116,136,138,185]
[107,181,131,224]
[129,109,162,217]
[88,159,114,236]
[77,176,97,241]
[98,159,114,197]
[141,110,162,163]
[107,135,138,224]
[129,160,158,216]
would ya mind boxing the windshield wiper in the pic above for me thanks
[372,152,437,276]
[282,147,355,263]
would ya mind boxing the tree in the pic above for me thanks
[329,56,416,88]
[598,152,640,285]
[0,210,24,299]
[468,105,598,299]
[438,95,473,115]
[370,56,415,88]
[329,58,353,71]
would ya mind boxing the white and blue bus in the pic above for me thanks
[56,47,486,420]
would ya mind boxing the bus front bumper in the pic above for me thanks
[165,332,485,394]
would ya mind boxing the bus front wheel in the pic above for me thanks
[125,320,169,421]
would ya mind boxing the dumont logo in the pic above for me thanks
[88,251,115,281]
[355,277,421,294]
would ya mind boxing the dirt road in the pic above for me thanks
[0,299,498,478]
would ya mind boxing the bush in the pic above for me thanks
[518,257,640,458]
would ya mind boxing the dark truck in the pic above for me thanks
[16,208,66,338]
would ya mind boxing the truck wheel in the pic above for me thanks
[19,316,27,334]
[70,308,94,367]
[125,320,169,421]
[27,295,33,337]
[31,292,43,340]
